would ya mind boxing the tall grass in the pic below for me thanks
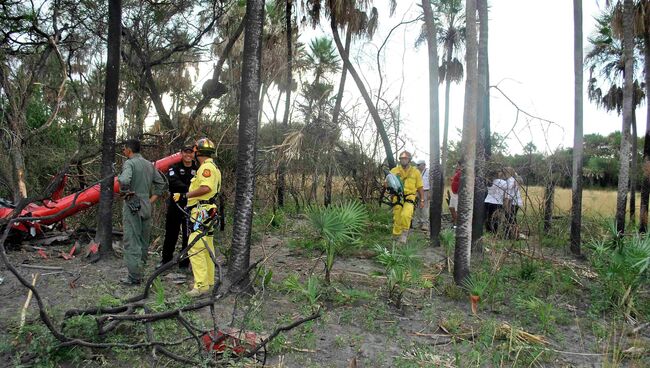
[522,186,641,218]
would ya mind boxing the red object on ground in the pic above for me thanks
[201,329,258,355]
[37,249,48,259]
[0,153,182,234]
[86,241,99,256]
[61,242,77,260]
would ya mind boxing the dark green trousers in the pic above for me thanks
[123,207,151,280]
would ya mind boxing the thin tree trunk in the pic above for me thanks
[325,29,351,208]
[472,0,489,253]
[141,64,174,130]
[310,171,318,204]
[128,80,146,138]
[332,29,350,128]
[544,176,555,233]
[616,0,634,235]
[96,0,121,258]
[324,160,333,206]
[630,111,637,224]
[454,0,478,285]
[277,0,293,208]
[189,17,245,123]
[440,39,452,181]
[330,16,395,168]
[422,0,442,247]
[257,82,268,125]
[641,10,650,232]
[570,0,583,255]
[228,0,265,290]
[441,77,452,180]
[8,142,27,201]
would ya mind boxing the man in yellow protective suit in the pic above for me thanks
[390,151,425,244]
[172,138,221,297]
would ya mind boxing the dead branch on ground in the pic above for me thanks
[1,171,320,366]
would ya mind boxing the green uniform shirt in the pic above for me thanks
[118,153,167,200]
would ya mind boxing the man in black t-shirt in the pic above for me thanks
[159,145,198,270]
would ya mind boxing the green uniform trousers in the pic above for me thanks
[123,207,151,281]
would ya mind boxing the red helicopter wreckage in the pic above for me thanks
[0,152,182,237]
[0,152,270,360]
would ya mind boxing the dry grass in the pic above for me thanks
[521,186,640,218]
[441,185,638,218]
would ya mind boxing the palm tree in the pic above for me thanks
[587,9,644,229]
[454,0,477,285]
[296,1,396,167]
[302,37,340,204]
[641,1,650,233]
[228,0,265,290]
[307,37,340,85]
[422,0,442,247]
[277,0,293,208]
[471,0,489,252]
[327,2,396,168]
[587,3,641,234]
[436,0,465,180]
[616,0,634,234]
[571,0,584,255]
[327,29,352,207]
[96,0,121,258]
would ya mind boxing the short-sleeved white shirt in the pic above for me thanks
[485,179,507,205]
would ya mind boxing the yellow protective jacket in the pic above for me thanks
[390,165,423,198]
[187,158,221,207]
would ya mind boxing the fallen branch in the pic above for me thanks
[19,273,39,330]
[18,264,63,271]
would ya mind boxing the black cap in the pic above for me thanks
[181,145,194,152]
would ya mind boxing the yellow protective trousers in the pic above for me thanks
[188,205,216,291]
[392,196,416,236]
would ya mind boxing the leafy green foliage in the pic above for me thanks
[461,271,490,298]
[14,322,88,367]
[306,200,368,283]
[589,234,650,316]
[255,266,273,289]
[151,277,165,310]
[373,243,427,307]
[440,228,455,271]
[515,296,556,333]
[331,287,374,305]
[282,274,321,309]
[62,315,99,341]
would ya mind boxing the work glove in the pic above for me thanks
[172,193,186,202]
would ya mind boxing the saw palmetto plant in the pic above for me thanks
[306,200,368,284]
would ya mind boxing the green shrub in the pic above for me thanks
[282,274,321,310]
[306,200,368,283]
[515,296,557,333]
[461,271,490,298]
[588,234,650,316]
[373,243,425,308]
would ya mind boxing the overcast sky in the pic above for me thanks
[300,0,641,161]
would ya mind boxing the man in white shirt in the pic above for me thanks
[484,172,508,233]
[414,160,430,231]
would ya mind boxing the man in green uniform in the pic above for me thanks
[118,139,167,285]
[172,137,221,297]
